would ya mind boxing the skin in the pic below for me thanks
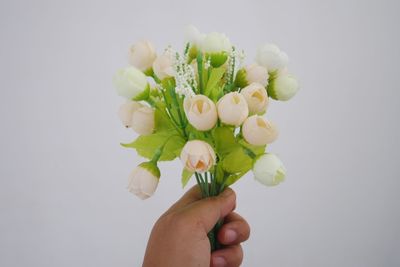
[142,186,250,267]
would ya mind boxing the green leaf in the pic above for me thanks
[238,138,266,156]
[224,172,247,187]
[154,103,175,132]
[122,132,185,161]
[222,148,253,174]
[212,127,239,157]
[204,67,225,97]
[181,169,194,188]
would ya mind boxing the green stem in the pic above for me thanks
[197,53,203,94]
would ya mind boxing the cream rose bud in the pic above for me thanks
[256,44,289,72]
[127,162,160,200]
[184,95,217,131]
[217,92,249,126]
[128,40,157,72]
[118,101,142,128]
[253,154,286,186]
[202,32,231,67]
[236,64,269,88]
[268,73,299,101]
[131,105,155,135]
[242,115,278,145]
[184,25,205,48]
[113,66,150,100]
[180,140,216,173]
[240,83,269,115]
[152,52,175,80]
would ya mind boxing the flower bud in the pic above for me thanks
[184,25,205,49]
[184,95,217,131]
[127,162,160,199]
[128,40,157,72]
[180,140,216,173]
[268,73,299,101]
[131,105,155,135]
[242,115,278,145]
[152,51,175,80]
[253,154,286,186]
[202,32,231,67]
[118,101,143,128]
[113,66,150,100]
[240,83,269,115]
[217,92,249,126]
[256,44,288,72]
[235,64,269,88]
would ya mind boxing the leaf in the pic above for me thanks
[204,67,225,97]
[181,169,194,188]
[224,172,247,187]
[154,103,175,132]
[222,147,253,174]
[238,138,266,156]
[122,132,185,161]
[212,127,239,157]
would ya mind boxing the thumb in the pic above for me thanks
[181,188,236,232]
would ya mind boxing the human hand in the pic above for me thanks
[142,186,250,267]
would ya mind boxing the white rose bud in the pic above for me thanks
[202,32,232,67]
[235,64,269,88]
[242,115,278,145]
[128,40,157,72]
[184,95,217,131]
[256,44,289,72]
[240,83,269,115]
[152,52,175,80]
[268,73,299,101]
[180,140,216,173]
[118,101,143,128]
[131,105,155,135]
[253,154,286,186]
[113,66,150,100]
[217,92,249,126]
[127,162,160,199]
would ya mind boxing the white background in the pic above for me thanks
[1,0,399,266]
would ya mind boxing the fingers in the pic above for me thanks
[180,188,236,232]
[217,212,250,245]
[211,245,243,267]
[165,185,202,214]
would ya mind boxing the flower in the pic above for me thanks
[184,25,205,48]
[184,95,217,131]
[252,154,286,186]
[268,73,299,101]
[256,44,288,72]
[131,104,155,135]
[180,140,216,173]
[235,64,269,88]
[127,162,160,199]
[118,100,143,128]
[113,66,150,100]
[217,92,249,126]
[153,51,175,80]
[242,115,278,145]
[128,40,157,72]
[240,82,269,115]
[202,32,232,67]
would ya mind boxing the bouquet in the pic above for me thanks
[113,25,298,250]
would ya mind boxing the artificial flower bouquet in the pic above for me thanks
[113,25,298,250]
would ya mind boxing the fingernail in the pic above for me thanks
[212,256,226,267]
[224,229,237,243]
[220,188,232,198]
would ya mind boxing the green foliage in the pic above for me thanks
[221,147,253,174]
[181,169,194,188]
[238,138,266,157]
[212,127,239,157]
[205,67,225,97]
[224,172,247,187]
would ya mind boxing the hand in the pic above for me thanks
[142,186,250,267]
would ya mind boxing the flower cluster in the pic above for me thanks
[114,25,298,201]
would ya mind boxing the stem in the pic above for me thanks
[197,53,203,94]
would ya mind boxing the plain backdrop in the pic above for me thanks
[1,0,399,266]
